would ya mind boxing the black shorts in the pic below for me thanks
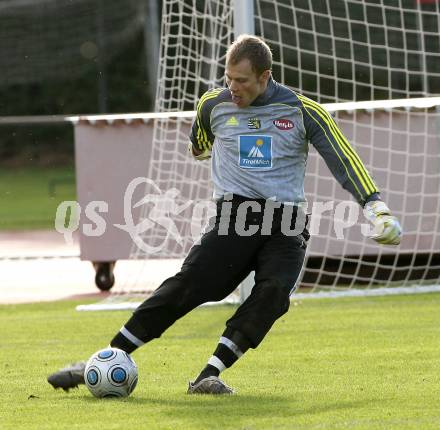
[127,194,308,346]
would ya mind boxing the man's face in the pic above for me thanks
[225,58,270,108]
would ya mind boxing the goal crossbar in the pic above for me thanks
[1,96,439,126]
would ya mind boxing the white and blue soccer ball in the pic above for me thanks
[84,347,138,398]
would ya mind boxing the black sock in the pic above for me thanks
[211,343,240,367]
[194,364,219,384]
[110,332,138,354]
[194,329,251,384]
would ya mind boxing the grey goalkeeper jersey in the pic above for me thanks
[190,78,379,206]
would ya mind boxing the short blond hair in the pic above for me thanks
[226,35,272,76]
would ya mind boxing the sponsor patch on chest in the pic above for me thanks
[273,118,294,130]
[238,135,272,169]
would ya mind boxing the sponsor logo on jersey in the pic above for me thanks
[226,116,239,126]
[247,145,264,158]
[273,118,294,130]
[247,117,261,129]
[238,135,272,169]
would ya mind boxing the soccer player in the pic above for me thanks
[48,35,401,395]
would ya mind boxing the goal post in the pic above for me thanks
[234,0,255,36]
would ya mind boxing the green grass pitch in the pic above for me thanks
[1,293,440,429]
[0,166,76,230]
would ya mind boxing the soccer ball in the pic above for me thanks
[84,347,138,398]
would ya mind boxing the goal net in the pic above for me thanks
[78,0,440,310]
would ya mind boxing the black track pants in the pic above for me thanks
[123,195,308,348]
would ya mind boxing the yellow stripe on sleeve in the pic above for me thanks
[299,95,378,196]
[197,89,222,116]
[195,89,222,151]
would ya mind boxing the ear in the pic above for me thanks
[260,69,271,83]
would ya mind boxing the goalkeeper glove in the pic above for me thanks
[364,200,402,245]
[188,142,211,160]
